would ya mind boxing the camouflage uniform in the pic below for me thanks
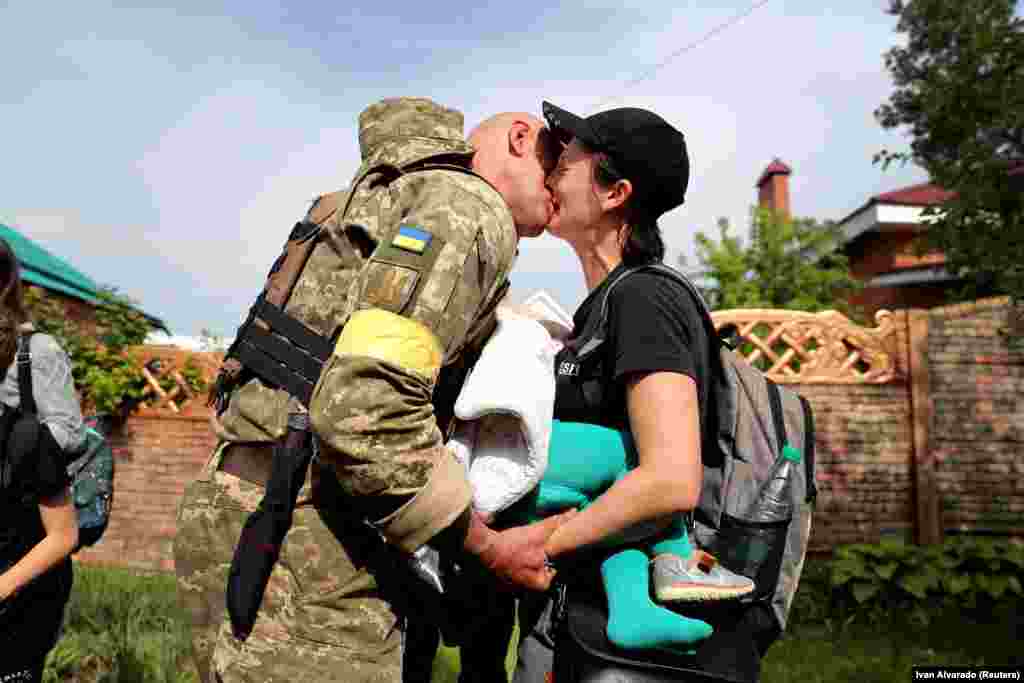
[174,97,518,683]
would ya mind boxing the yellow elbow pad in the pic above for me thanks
[334,309,444,383]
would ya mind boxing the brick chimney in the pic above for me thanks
[756,158,792,219]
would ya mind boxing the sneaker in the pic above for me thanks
[652,550,756,602]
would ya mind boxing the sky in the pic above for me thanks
[1,0,928,336]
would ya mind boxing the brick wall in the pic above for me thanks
[800,383,915,551]
[75,414,215,571]
[75,348,221,571]
[927,298,1024,536]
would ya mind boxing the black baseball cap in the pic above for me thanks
[542,101,689,221]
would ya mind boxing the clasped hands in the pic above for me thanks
[464,508,576,592]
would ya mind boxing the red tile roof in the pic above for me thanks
[756,158,792,187]
[875,182,955,206]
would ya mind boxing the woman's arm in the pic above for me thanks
[30,335,87,455]
[0,486,79,601]
[543,370,702,559]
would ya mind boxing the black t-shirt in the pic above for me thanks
[1,420,72,658]
[554,263,714,437]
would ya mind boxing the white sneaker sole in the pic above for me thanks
[655,581,756,603]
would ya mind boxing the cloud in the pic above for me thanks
[2,0,931,333]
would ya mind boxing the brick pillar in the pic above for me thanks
[907,309,942,544]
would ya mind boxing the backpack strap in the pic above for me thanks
[798,395,818,504]
[571,263,718,361]
[567,264,721,426]
[16,333,35,416]
[765,380,788,452]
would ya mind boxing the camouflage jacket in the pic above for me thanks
[214,97,518,553]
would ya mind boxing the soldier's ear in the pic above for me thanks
[507,121,531,158]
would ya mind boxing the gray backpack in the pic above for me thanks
[591,264,818,644]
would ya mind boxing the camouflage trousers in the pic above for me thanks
[173,442,440,683]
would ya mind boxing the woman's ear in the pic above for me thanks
[602,178,633,212]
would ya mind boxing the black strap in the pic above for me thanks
[288,220,321,243]
[765,379,788,452]
[16,334,35,416]
[244,326,325,382]
[798,395,818,503]
[254,299,332,362]
[233,338,317,407]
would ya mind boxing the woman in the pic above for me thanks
[512,103,763,683]
[0,238,84,682]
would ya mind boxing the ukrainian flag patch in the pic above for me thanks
[392,225,433,254]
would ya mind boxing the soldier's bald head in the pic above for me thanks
[469,112,558,238]
[469,112,542,148]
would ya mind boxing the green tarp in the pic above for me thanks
[0,222,99,303]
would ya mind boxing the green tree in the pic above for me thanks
[687,207,861,315]
[875,0,1024,301]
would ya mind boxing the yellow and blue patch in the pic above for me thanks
[391,225,433,254]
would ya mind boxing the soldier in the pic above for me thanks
[174,97,567,683]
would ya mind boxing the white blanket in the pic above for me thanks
[448,308,566,518]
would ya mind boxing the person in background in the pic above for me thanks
[0,237,86,683]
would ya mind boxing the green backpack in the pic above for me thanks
[17,334,115,550]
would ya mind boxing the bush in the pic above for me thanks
[788,538,1024,634]
[831,537,1023,627]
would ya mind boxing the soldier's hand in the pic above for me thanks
[474,511,576,591]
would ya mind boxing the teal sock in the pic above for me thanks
[650,516,692,558]
[601,549,713,651]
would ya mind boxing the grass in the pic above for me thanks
[429,617,1022,683]
[49,563,1021,682]
[763,619,1022,683]
[44,563,197,683]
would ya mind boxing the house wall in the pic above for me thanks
[25,283,99,334]
[847,229,945,281]
[75,301,1024,571]
[846,230,956,317]
[850,283,953,319]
